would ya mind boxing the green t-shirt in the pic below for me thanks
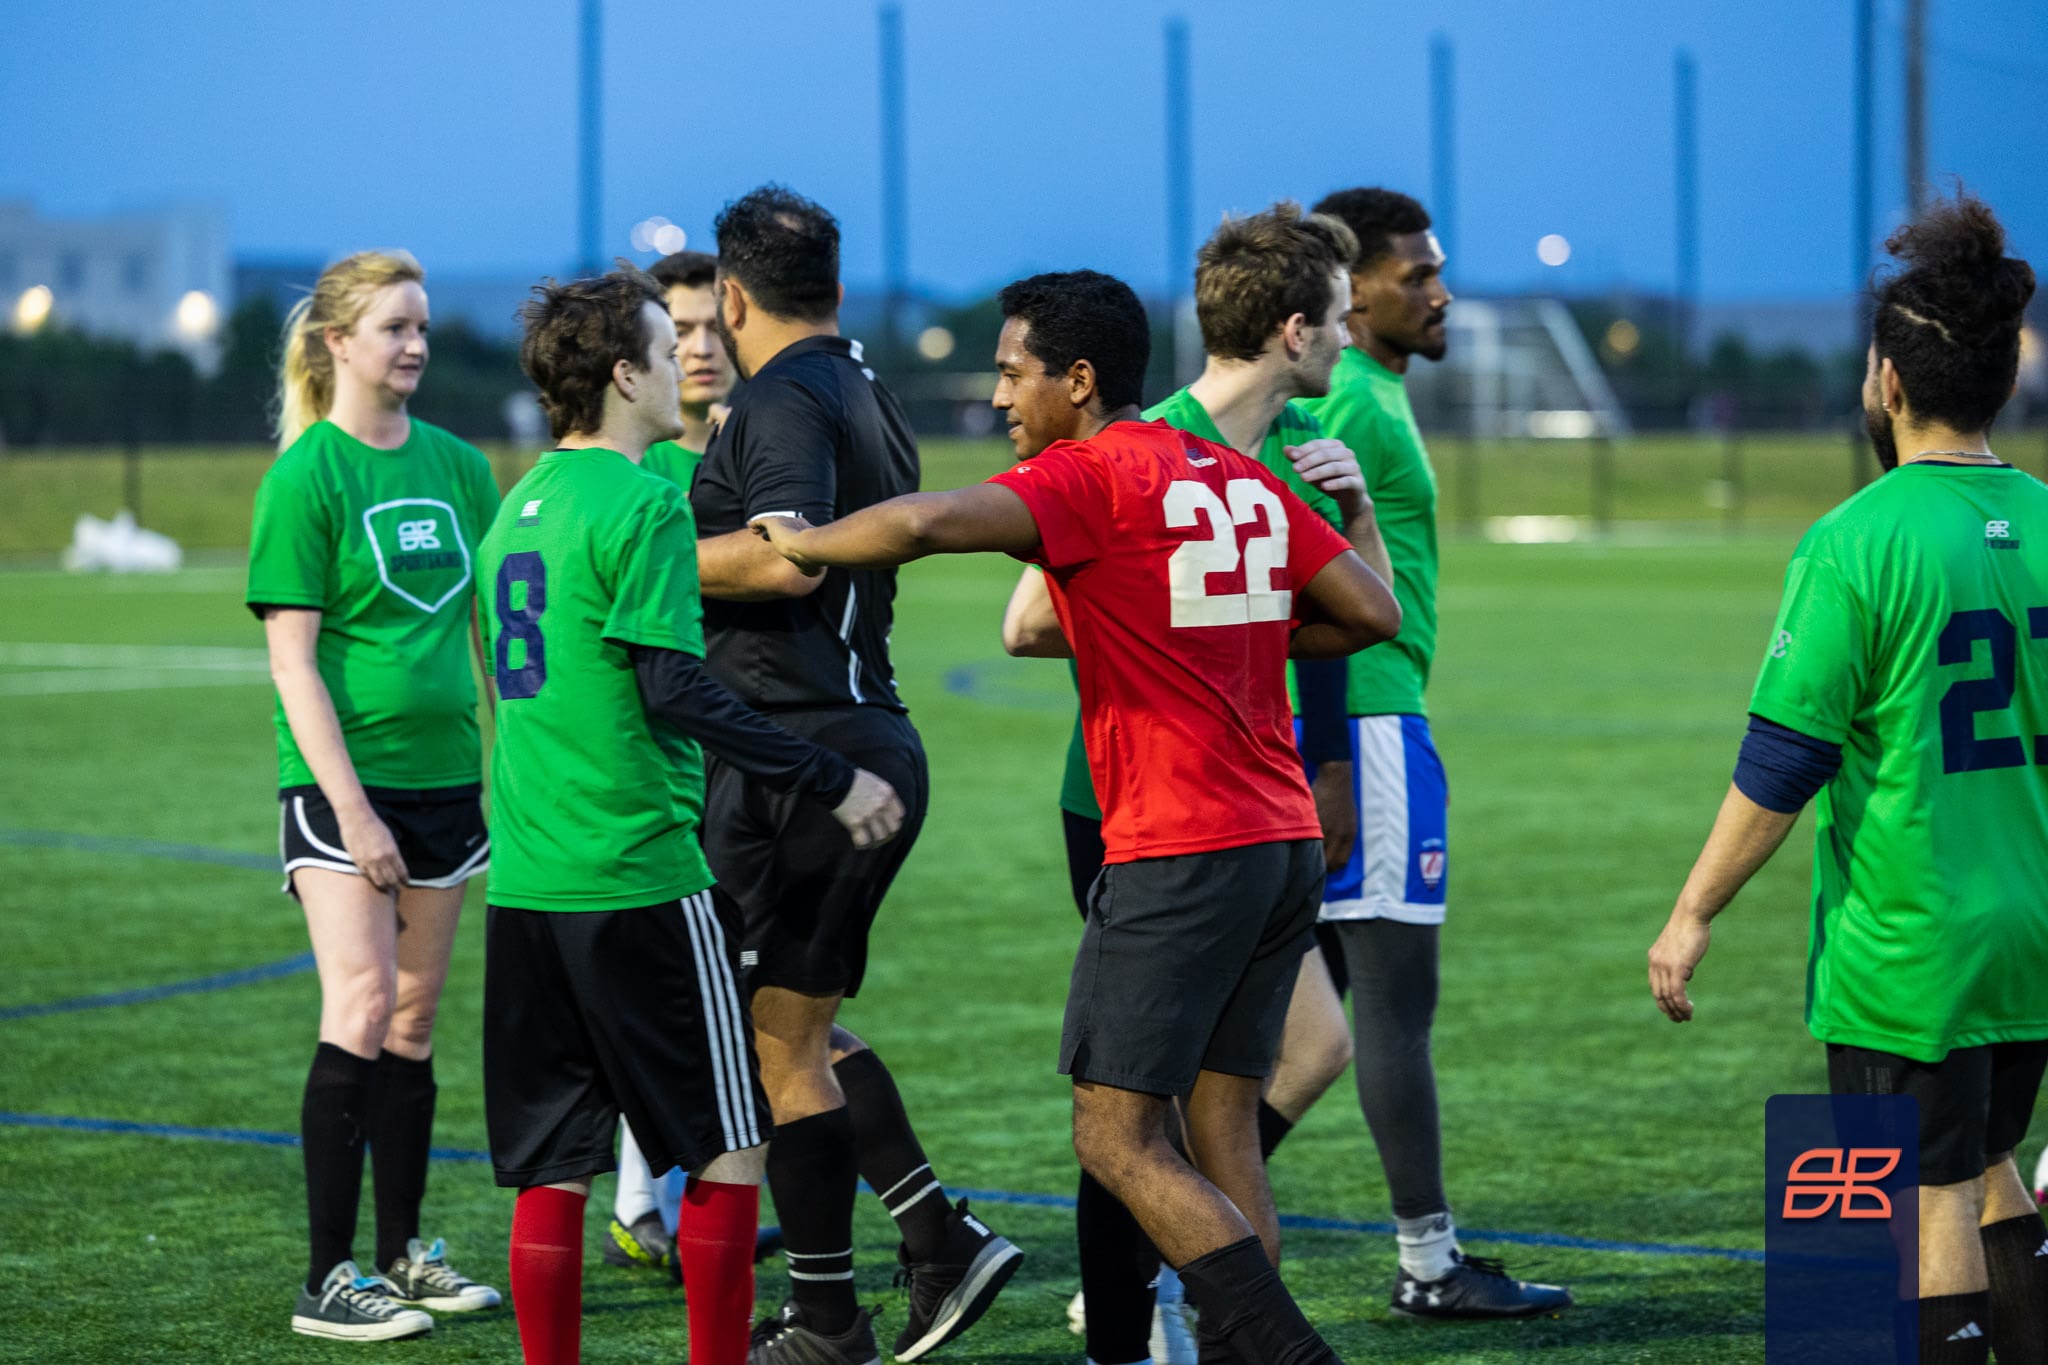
[1750,461,2048,1061]
[642,439,704,493]
[246,418,500,789]
[1301,347,1439,716]
[478,447,715,911]
[1056,392,1339,820]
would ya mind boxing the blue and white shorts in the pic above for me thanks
[1309,714,1448,925]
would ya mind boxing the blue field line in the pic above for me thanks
[0,953,318,1022]
[0,1110,1765,1265]
[0,826,273,872]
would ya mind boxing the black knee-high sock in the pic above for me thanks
[1983,1211,2048,1364]
[1178,1235,1337,1365]
[1257,1102,1295,1160]
[1077,1171,1155,1364]
[834,1049,951,1262]
[1919,1291,1991,1363]
[368,1050,437,1272]
[302,1043,374,1292]
[766,1108,860,1335]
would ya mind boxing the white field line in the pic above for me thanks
[0,642,271,696]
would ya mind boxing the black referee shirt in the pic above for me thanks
[692,335,920,713]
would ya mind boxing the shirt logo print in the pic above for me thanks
[1771,630,1793,659]
[397,519,441,552]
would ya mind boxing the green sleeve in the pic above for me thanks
[246,463,331,612]
[468,448,503,533]
[600,489,705,656]
[1749,554,1868,744]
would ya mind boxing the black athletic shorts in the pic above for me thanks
[483,890,771,1189]
[278,782,488,897]
[1062,808,1106,921]
[1062,839,1325,1096]
[1827,1038,2048,1186]
[703,706,928,998]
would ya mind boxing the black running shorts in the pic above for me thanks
[1061,808,1105,922]
[1061,839,1325,1096]
[278,782,488,896]
[483,890,771,1189]
[1827,1038,2048,1187]
[702,706,928,998]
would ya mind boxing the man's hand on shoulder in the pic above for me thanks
[1284,438,1370,520]
[749,514,823,576]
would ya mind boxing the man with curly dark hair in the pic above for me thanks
[1650,191,2048,1364]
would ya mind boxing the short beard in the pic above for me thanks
[712,311,749,381]
[1864,401,1900,472]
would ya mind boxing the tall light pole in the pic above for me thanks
[1905,0,1928,219]
[578,0,602,276]
[1674,48,1699,357]
[1429,34,1456,267]
[1164,17,1194,383]
[879,4,909,358]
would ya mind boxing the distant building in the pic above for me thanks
[0,200,233,374]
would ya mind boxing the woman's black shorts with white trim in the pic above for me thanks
[278,782,489,895]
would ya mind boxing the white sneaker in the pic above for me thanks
[1150,1267,1196,1365]
[1067,1288,1087,1336]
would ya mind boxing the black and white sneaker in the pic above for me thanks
[291,1260,435,1341]
[383,1237,503,1311]
[746,1301,881,1365]
[1389,1251,1573,1320]
[891,1199,1024,1361]
[604,1212,677,1271]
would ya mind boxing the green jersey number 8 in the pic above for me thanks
[495,552,548,699]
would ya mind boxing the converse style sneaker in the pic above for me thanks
[383,1237,503,1311]
[291,1260,434,1341]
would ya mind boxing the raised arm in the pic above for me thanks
[1289,552,1401,658]
[1001,567,1071,658]
[752,483,1041,572]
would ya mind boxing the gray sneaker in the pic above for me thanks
[291,1260,434,1341]
[384,1237,503,1312]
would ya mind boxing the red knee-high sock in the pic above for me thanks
[511,1186,585,1365]
[678,1177,760,1365]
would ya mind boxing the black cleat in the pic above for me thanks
[746,1302,881,1365]
[604,1212,676,1271]
[1390,1251,1573,1320]
[891,1199,1024,1361]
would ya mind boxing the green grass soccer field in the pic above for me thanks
[4,440,2038,1363]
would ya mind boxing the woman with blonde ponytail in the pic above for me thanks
[245,251,503,1342]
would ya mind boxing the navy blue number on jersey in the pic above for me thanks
[495,553,548,699]
[1936,607,2048,773]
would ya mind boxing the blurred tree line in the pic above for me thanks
[1565,299,1863,431]
[0,296,530,448]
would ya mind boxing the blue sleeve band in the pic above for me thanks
[1296,658,1350,765]
[1732,713,1842,813]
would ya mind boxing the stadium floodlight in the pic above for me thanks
[1603,318,1641,359]
[651,223,687,255]
[916,326,955,362]
[14,284,53,333]
[629,215,671,253]
[174,290,220,340]
[1536,234,1572,267]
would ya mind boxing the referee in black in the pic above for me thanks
[693,185,1021,1365]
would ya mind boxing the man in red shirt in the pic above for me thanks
[752,269,1399,1365]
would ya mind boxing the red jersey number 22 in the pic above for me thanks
[1164,478,1290,628]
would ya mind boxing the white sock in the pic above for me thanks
[655,1161,685,1235]
[1395,1211,1460,1281]
[613,1119,658,1225]
[1153,1264,1184,1305]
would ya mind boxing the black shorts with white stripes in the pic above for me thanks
[482,889,772,1189]
[278,782,488,896]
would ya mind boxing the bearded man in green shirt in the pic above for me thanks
[1650,193,2048,1364]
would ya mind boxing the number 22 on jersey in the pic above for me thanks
[1165,478,1290,628]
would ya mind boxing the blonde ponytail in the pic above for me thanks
[274,250,427,450]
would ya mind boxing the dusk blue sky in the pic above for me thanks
[7,0,2046,301]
